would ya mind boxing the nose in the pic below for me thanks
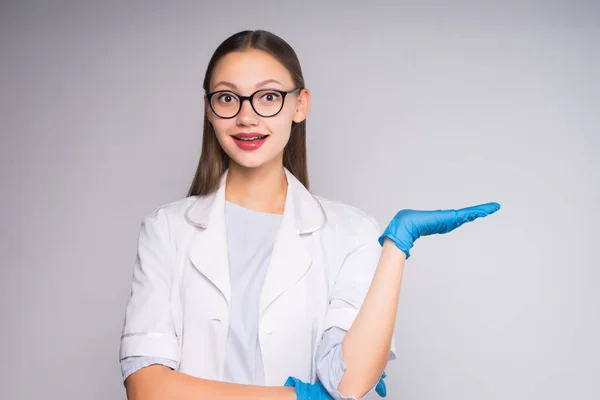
[236,98,259,126]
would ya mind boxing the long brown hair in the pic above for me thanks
[187,30,309,197]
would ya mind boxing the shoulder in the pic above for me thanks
[138,196,199,239]
[312,195,383,274]
[133,196,202,255]
[143,196,198,222]
[313,194,382,239]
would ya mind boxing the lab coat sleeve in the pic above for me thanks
[321,215,398,361]
[119,209,180,365]
[316,327,379,400]
[121,356,178,382]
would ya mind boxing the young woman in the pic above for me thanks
[119,30,500,400]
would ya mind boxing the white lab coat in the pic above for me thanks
[119,168,397,386]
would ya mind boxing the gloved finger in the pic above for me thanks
[284,376,298,387]
[416,202,500,236]
[455,202,501,225]
[375,377,387,397]
[375,371,387,397]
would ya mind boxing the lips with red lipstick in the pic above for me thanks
[230,132,269,151]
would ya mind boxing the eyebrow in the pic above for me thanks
[212,79,284,91]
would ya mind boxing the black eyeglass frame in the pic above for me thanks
[206,87,301,119]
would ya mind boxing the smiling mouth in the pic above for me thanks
[232,134,269,142]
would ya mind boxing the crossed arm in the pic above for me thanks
[125,366,297,400]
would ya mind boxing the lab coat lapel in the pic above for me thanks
[186,173,231,306]
[259,169,325,316]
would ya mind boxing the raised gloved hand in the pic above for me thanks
[378,202,501,258]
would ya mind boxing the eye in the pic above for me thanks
[216,92,238,104]
[258,91,281,102]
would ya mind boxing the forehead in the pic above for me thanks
[210,49,294,91]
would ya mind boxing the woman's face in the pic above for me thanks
[206,49,310,170]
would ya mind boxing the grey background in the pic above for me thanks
[1,1,598,399]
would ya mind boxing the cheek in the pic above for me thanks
[270,118,292,134]
[268,110,296,136]
[211,119,234,138]
[267,120,293,148]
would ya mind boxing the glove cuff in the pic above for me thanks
[378,232,412,258]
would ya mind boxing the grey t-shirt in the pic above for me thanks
[221,200,281,385]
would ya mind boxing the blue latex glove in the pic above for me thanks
[378,202,500,258]
[284,377,333,399]
[285,372,388,399]
[375,371,387,397]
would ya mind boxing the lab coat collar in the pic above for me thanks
[184,167,324,313]
[184,167,325,234]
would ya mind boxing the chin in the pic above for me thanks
[223,138,285,167]
[231,157,270,169]
[224,148,278,170]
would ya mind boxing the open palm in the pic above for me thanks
[379,202,501,258]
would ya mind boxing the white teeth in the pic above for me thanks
[236,136,265,141]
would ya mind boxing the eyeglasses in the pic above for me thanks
[206,88,301,119]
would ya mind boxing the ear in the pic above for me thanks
[292,88,311,124]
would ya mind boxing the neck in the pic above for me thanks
[225,161,288,214]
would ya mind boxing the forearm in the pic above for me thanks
[125,365,297,400]
[338,239,406,398]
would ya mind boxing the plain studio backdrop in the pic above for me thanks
[1,1,598,399]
